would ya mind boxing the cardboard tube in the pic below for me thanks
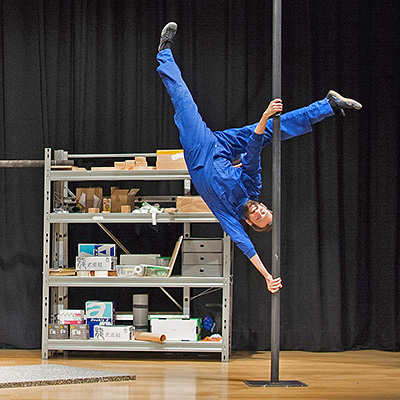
[134,332,166,343]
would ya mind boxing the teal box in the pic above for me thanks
[78,244,116,257]
[85,301,115,321]
[85,300,115,338]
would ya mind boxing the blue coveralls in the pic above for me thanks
[157,49,334,260]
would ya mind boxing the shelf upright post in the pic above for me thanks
[52,150,69,318]
[221,232,232,362]
[41,148,52,359]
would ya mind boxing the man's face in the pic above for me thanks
[245,203,273,229]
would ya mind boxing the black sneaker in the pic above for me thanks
[327,90,362,116]
[158,22,178,52]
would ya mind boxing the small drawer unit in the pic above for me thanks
[182,238,223,277]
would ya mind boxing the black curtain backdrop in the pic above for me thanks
[0,0,399,351]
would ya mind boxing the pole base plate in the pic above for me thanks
[244,380,307,387]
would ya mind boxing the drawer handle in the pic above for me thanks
[200,244,204,247]
[200,268,205,273]
[200,257,205,260]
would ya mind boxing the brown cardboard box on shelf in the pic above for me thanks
[114,161,126,170]
[111,187,139,212]
[156,149,188,170]
[176,196,211,213]
[76,187,103,212]
[121,205,132,213]
[134,156,149,169]
[124,160,135,170]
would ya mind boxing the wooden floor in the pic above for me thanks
[0,349,399,399]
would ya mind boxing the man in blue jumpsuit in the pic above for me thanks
[157,22,362,293]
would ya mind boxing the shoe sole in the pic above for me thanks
[161,22,177,38]
[329,90,362,110]
[158,22,178,52]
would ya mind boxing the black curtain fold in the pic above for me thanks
[0,0,399,351]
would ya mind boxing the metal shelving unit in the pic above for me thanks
[42,148,233,361]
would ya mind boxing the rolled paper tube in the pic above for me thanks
[134,332,166,343]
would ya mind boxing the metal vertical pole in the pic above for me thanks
[270,0,282,383]
[244,0,307,388]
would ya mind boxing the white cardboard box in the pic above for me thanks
[75,256,117,271]
[150,318,200,341]
[93,325,135,341]
[58,309,85,325]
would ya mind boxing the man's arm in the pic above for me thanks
[249,253,282,293]
[212,208,282,293]
[254,98,283,135]
[241,99,283,180]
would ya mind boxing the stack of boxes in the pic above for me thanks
[49,301,135,341]
[75,187,139,213]
[91,157,153,171]
[75,244,117,277]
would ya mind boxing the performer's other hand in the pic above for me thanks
[264,98,283,119]
[266,276,282,293]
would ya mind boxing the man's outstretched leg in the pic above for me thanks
[216,91,362,159]
[157,23,216,168]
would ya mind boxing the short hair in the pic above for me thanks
[243,199,273,232]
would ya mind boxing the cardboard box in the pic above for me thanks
[114,161,126,170]
[48,323,69,339]
[120,254,160,265]
[111,188,139,212]
[124,160,135,170]
[176,196,211,213]
[70,324,90,340]
[76,187,103,212]
[78,244,117,257]
[93,325,135,341]
[75,256,117,271]
[156,150,187,170]
[85,301,115,321]
[150,317,201,341]
[58,309,85,324]
[87,320,113,338]
[86,300,115,338]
